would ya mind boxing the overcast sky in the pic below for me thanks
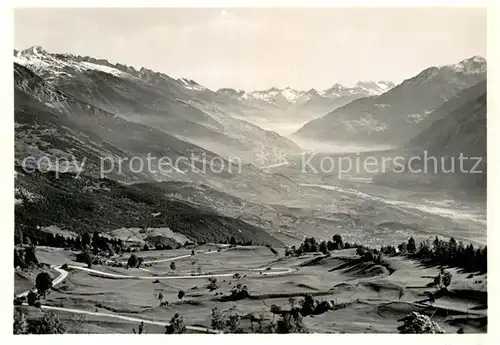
[15,8,486,91]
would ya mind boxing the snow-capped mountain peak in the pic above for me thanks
[448,56,486,74]
[14,46,134,81]
[17,45,49,58]
[14,46,215,95]
[177,78,207,92]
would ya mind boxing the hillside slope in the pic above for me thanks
[294,56,486,146]
[15,168,282,246]
[374,84,486,192]
[15,47,300,162]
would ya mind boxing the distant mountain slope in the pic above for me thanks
[294,56,486,146]
[14,61,255,186]
[14,46,300,162]
[14,61,302,208]
[374,83,486,193]
[407,81,486,154]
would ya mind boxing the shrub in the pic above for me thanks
[268,246,278,256]
[35,272,53,297]
[76,251,93,268]
[27,312,66,334]
[300,294,317,316]
[319,241,328,255]
[137,257,144,268]
[397,312,443,334]
[24,246,39,266]
[407,237,416,253]
[356,246,366,256]
[211,306,225,330]
[230,284,250,300]
[226,312,241,333]
[177,290,185,300]
[133,321,145,334]
[207,277,219,291]
[127,254,138,268]
[14,249,26,269]
[270,304,282,321]
[165,313,186,334]
[276,309,308,333]
[65,315,86,334]
[27,290,38,306]
[314,300,333,315]
[14,296,25,305]
[441,269,452,288]
[14,310,28,334]
[434,268,453,290]
[332,234,343,249]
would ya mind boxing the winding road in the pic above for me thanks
[16,247,294,333]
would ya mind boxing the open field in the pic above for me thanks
[14,245,487,334]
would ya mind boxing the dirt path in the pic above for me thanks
[38,305,220,333]
[69,265,293,279]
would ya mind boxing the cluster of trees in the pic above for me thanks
[225,283,250,301]
[355,235,486,273]
[285,235,351,256]
[126,254,144,268]
[14,310,68,334]
[15,227,126,258]
[292,294,334,317]
[282,233,486,274]
[415,236,486,273]
[211,301,308,334]
[165,313,186,334]
[247,298,310,333]
[14,271,53,308]
[397,312,444,334]
[75,251,105,268]
[224,236,253,246]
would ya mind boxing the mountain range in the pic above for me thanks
[14,46,300,163]
[14,45,487,244]
[294,56,486,146]
[373,80,486,192]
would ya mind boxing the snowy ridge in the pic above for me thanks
[178,78,207,92]
[446,56,486,74]
[14,46,213,93]
[14,46,132,81]
[217,80,396,105]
